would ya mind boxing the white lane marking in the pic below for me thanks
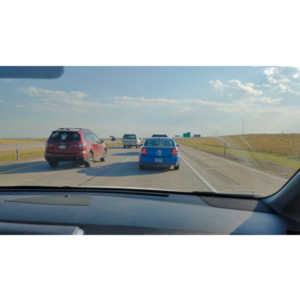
[181,155,218,193]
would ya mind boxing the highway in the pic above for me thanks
[0,145,287,196]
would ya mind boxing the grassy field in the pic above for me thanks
[0,138,46,144]
[106,142,122,147]
[0,140,122,163]
[0,138,120,144]
[0,149,45,163]
[178,134,300,173]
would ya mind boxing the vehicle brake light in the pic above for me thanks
[172,148,179,155]
[141,147,147,154]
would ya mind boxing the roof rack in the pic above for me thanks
[56,128,83,131]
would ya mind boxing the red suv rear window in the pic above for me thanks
[49,131,81,142]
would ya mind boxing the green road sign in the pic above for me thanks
[183,132,191,138]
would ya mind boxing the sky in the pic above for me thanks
[1,66,300,138]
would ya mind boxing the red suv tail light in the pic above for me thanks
[141,147,147,154]
[172,148,179,155]
[46,141,55,148]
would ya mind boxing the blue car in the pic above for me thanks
[139,138,180,170]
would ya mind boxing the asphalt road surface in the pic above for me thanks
[0,145,287,196]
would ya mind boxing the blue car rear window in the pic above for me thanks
[144,139,175,147]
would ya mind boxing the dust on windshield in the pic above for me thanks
[0,66,299,196]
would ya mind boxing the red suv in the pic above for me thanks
[45,128,107,168]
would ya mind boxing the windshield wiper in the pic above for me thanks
[0,185,261,199]
[0,186,171,197]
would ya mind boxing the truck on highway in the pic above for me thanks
[122,134,142,148]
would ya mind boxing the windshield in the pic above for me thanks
[0,66,299,196]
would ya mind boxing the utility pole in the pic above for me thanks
[241,119,245,135]
[16,145,19,161]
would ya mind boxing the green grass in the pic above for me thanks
[178,135,300,171]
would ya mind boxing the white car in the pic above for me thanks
[122,134,142,148]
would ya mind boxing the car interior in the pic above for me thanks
[0,168,300,235]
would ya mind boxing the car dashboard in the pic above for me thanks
[0,186,293,235]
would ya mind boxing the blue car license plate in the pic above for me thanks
[155,158,163,163]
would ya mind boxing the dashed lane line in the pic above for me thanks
[181,155,218,193]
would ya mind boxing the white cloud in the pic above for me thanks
[264,67,283,84]
[111,95,284,117]
[212,100,290,115]
[228,79,263,96]
[278,83,288,92]
[20,86,290,131]
[246,97,282,104]
[22,86,87,99]
[21,86,94,111]
[23,88,182,111]
[263,67,300,95]
[13,85,300,136]
[210,79,263,96]
[114,96,179,106]
[209,80,226,89]
[264,67,277,77]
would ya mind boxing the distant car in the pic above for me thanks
[123,134,142,148]
[139,138,180,170]
[152,134,168,137]
[45,128,107,168]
